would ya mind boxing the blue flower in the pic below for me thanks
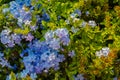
[20,39,65,75]
[75,9,82,16]
[74,74,85,80]
[60,37,70,46]
[68,50,75,57]
[11,34,22,44]
[44,31,54,41]
[0,53,3,57]
[30,73,37,80]
[15,0,24,7]
[0,29,22,47]
[70,13,77,18]
[55,28,69,38]
[48,38,60,50]
[9,0,32,28]
[1,35,11,44]
[10,1,20,18]
[19,28,70,78]
[23,33,34,42]
[42,13,50,21]
[20,69,29,78]
[15,0,31,7]
[7,40,15,47]
[24,0,31,7]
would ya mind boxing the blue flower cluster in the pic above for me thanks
[19,28,69,79]
[1,0,50,48]
[20,48,65,79]
[66,9,97,28]
[0,28,35,47]
[9,0,32,27]
[2,0,72,79]
[0,29,22,47]
[9,0,50,29]
[45,28,70,48]
[22,33,34,42]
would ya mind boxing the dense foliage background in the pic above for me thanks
[0,0,120,80]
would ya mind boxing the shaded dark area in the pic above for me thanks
[0,0,14,6]
[108,0,119,9]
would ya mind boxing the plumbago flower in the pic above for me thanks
[68,9,96,28]
[22,33,34,42]
[9,0,50,30]
[74,74,85,80]
[68,50,75,58]
[45,28,70,47]
[18,28,70,79]
[0,29,22,47]
[20,41,65,79]
[9,1,32,28]
[70,9,81,19]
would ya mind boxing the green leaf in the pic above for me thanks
[10,72,16,80]
[65,68,77,80]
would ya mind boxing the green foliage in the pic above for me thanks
[7,0,120,79]
[9,72,16,80]
[0,0,120,80]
